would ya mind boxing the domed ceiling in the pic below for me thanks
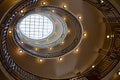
[0,0,120,80]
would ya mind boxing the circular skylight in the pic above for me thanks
[18,14,54,39]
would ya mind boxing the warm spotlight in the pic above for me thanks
[35,48,38,51]
[20,10,24,13]
[42,2,46,5]
[19,50,23,53]
[9,30,12,34]
[21,41,24,44]
[52,10,55,13]
[63,5,67,8]
[63,17,66,21]
[78,16,82,20]
[100,0,104,3]
[75,48,79,52]
[67,29,70,34]
[58,57,63,61]
[117,71,120,75]
[92,65,95,68]
[107,35,110,38]
[49,47,53,51]
[61,41,65,45]
[39,59,43,62]
[83,32,87,37]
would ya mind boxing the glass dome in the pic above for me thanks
[16,11,68,48]
[18,14,54,40]
[13,6,83,58]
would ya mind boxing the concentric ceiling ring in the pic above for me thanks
[1,0,83,59]
[1,6,83,58]
[0,0,119,80]
[12,6,83,58]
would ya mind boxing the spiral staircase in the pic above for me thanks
[0,0,120,80]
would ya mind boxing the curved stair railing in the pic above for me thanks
[77,0,120,79]
[0,0,47,80]
[0,0,120,80]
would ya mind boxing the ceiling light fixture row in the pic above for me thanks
[37,57,64,63]
[18,47,81,63]
[106,34,114,39]
[41,1,68,9]
[18,49,64,63]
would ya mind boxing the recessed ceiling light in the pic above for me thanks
[63,5,67,8]
[21,41,24,44]
[58,57,63,61]
[100,0,104,3]
[42,2,46,5]
[118,71,120,75]
[78,16,82,20]
[9,30,12,33]
[61,41,65,45]
[107,35,110,38]
[35,48,38,51]
[20,10,24,13]
[75,48,79,52]
[49,47,53,51]
[63,17,66,21]
[19,50,23,53]
[83,32,87,37]
[67,29,70,34]
[39,59,43,62]
[52,10,55,13]
[92,65,95,68]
